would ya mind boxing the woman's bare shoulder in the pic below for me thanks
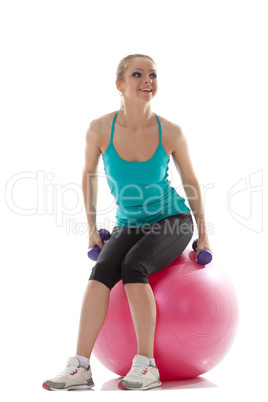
[157,114,182,134]
[157,114,184,153]
[89,111,117,130]
[86,111,117,154]
[87,111,116,144]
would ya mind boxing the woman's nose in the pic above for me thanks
[144,76,152,83]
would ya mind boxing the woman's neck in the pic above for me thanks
[119,105,155,132]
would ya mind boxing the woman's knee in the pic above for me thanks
[121,257,149,286]
[89,262,120,290]
[88,278,111,292]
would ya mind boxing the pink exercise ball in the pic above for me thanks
[93,248,239,380]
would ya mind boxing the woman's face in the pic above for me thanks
[117,57,158,104]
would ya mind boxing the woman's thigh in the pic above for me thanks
[121,213,194,279]
[88,225,146,289]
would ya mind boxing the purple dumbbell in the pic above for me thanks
[87,228,111,261]
[192,238,213,265]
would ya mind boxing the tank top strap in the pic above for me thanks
[155,113,162,145]
[110,110,119,143]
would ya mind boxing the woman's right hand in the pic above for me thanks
[88,230,107,251]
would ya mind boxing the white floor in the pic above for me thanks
[35,336,266,401]
[84,340,266,400]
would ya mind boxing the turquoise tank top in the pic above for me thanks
[102,110,191,228]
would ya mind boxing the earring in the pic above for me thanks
[119,91,123,96]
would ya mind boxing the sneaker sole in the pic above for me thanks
[42,381,95,391]
[118,380,162,391]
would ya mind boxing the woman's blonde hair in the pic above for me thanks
[116,54,156,109]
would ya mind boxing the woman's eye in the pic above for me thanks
[132,72,157,78]
[132,72,141,77]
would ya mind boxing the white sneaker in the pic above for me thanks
[118,355,162,390]
[42,357,94,391]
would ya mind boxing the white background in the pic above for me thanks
[1,0,267,400]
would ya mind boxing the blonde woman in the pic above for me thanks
[42,54,212,391]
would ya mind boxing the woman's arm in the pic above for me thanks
[82,120,102,232]
[171,124,212,256]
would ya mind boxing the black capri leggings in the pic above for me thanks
[89,212,194,290]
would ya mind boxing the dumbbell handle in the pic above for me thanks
[87,228,111,261]
[192,238,212,265]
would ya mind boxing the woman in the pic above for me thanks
[42,54,212,391]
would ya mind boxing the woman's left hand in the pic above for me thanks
[194,236,212,262]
